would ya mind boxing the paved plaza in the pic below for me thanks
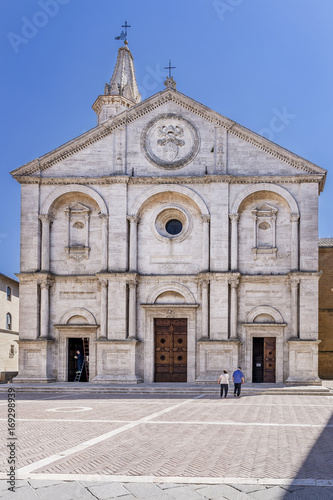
[0,390,333,499]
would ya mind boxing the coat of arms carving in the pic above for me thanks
[142,114,200,169]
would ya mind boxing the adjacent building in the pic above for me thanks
[11,42,326,384]
[0,273,19,381]
[318,238,333,379]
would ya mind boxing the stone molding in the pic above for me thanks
[130,184,209,217]
[14,174,325,187]
[10,89,326,188]
[41,184,108,215]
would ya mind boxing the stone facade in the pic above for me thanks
[0,273,19,380]
[318,238,333,379]
[11,44,326,384]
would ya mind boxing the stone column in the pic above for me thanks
[127,216,139,272]
[229,278,239,338]
[290,214,299,271]
[99,278,108,339]
[39,215,52,271]
[200,280,209,339]
[230,214,239,271]
[40,280,52,338]
[201,215,210,272]
[128,280,137,339]
[290,277,299,338]
[99,214,109,271]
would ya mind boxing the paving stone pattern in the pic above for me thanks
[0,392,332,499]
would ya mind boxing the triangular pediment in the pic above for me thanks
[10,88,327,185]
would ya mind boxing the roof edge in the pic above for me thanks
[10,88,327,188]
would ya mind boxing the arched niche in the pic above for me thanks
[231,183,299,216]
[245,306,284,324]
[60,308,97,325]
[146,283,196,305]
[41,185,108,216]
[130,184,209,218]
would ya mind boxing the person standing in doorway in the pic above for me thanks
[233,366,245,398]
[74,350,84,373]
[218,370,229,398]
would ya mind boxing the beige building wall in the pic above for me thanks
[0,274,19,378]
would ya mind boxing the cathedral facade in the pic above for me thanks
[12,42,326,384]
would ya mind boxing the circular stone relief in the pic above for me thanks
[141,114,200,169]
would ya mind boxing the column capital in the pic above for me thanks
[201,214,210,224]
[127,215,140,225]
[289,277,300,288]
[290,214,300,223]
[39,214,53,224]
[99,213,109,223]
[229,213,239,223]
[38,279,53,289]
[200,279,209,289]
[127,279,137,289]
[229,278,239,289]
[98,277,108,287]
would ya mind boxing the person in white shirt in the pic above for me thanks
[218,370,230,398]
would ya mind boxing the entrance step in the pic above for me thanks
[1,382,332,396]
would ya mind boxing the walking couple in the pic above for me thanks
[218,367,245,398]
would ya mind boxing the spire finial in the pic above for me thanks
[164,59,177,90]
[115,20,131,45]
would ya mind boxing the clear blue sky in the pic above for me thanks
[1,0,332,279]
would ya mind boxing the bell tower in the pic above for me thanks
[92,30,141,125]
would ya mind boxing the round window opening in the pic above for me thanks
[165,219,183,236]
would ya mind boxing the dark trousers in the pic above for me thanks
[220,384,228,397]
[234,382,242,396]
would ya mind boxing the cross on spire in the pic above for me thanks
[115,20,131,44]
[165,59,176,79]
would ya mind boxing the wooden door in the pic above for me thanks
[264,337,276,383]
[154,318,187,382]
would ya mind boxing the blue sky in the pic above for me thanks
[1,0,332,279]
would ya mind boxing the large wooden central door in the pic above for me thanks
[253,337,276,383]
[154,318,187,382]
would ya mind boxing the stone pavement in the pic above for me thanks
[0,391,332,499]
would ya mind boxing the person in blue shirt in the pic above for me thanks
[232,367,245,397]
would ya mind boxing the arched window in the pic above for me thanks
[7,286,11,301]
[6,313,12,330]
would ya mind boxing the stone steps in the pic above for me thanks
[0,383,332,396]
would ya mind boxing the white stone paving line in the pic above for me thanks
[2,473,332,487]
[147,420,333,428]
[0,418,331,427]
[16,394,205,477]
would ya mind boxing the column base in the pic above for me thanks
[197,339,241,382]
[287,339,321,385]
[95,339,142,382]
[285,377,322,386]
[11,376,56,384]
[92,375,142,384]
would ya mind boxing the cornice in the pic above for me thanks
[13,173,325,187]
[10,89,326,189]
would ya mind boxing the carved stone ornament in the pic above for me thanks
[141,114,200,169]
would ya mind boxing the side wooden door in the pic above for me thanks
[264,337,276,383]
